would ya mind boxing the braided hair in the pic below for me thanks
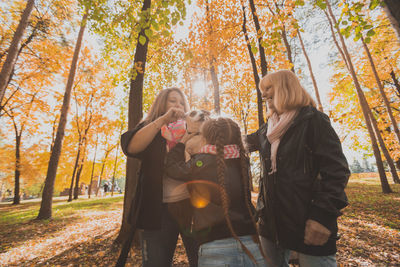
[201,117,267,264]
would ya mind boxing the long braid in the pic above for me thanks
[213,119,258,265]
[236,130,270,264]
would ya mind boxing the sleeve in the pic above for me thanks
[245,129,261,153]
[308,112,350,231]
[120,121,147,159]
[165,143,196,181]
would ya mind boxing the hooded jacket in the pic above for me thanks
[247,106,350,256]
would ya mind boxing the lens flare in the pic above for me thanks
[190,184,210,208]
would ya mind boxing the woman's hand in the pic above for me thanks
[161,107,186,125]
[304,219,331,246]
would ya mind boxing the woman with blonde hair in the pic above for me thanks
[247,70,350,266]
[120,87,198,267]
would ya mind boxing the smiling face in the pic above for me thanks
[260,78,276,113]
[165,90,185,112]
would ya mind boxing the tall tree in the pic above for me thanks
[0,0,35,106]
[383,0,400,40]
[37,10,89,219]
[241,0,264,126]
[115,0,151,245]
[321,0,392,193]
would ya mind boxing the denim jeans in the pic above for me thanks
[140,201,199,267]
[198,235,267,267]
[260,236,337,267]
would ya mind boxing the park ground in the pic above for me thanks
[0,174,399,266]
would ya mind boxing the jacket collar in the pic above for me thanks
[290,106,315,128]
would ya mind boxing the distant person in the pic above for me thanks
[165,117,267,266]
[120,88,198,267]
[103,182,109,193]
[246,70,350,266]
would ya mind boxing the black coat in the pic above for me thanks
[121,121,167,229]
[165,143,256,245]
[246,106,350,256]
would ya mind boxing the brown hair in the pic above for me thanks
[259,70,316,114]
[201,118,267,264]
[143,87,189,124]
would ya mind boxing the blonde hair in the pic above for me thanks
[143,87,189,124]
[259,70,316,114]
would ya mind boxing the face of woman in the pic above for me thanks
[165,91,185,112]
[261,79,276,113]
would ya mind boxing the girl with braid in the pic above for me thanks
[165,117,268,267]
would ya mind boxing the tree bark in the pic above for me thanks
[68,147,81,202]
[13,134,21,204]
[210,64,220,114]
[37,12,88,219]
[383,0,400,42]
[325,0,392,193]
[361,36,400,145]
[248,0,268,77]
[115,0,151,244]
[88,135,98,198]
[241,1,264,126]
[111,144,120,197]
[297,29,323,112]
[390,70,400,98]
[0,0,35,105]
[281,26,295,72]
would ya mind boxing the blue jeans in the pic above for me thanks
[260,236,337,267]
[198,235,267,267]
[140,202,199,267]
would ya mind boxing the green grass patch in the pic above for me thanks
[343,174,400,230]
[0,196,124,226]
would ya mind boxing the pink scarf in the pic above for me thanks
[161,119,186,150]
[199,144,240,159]
[267,110,298,174]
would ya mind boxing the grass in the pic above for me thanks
[0,195,124,225]
[344,173,400,229]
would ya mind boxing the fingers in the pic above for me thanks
[164,108,185,123]
[304,219,331,246]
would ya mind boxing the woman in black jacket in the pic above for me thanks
[120,88,198,267]
[165,117,267,267]
[246,70,350,266]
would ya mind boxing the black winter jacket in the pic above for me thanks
[246,106,350,256]
[121,121,168,230]
[165,143,256,245]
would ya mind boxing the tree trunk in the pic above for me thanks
[297,29,323,112]
[13,134,21,205]
[68,147,81,202]
[281,26,295,72]
[88,135,98,198]
[241,2,264,126]
[324,0,392,193]
[37,12,88,220]
[390,70,400,97]
[248,0,268,77]
[384,0,400,41]
[115,0,151,245]
[0,0,35,105]
[111,144,120,197]
[210,64,220,114]
[361,36,400,145]
[74,162,84,199]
